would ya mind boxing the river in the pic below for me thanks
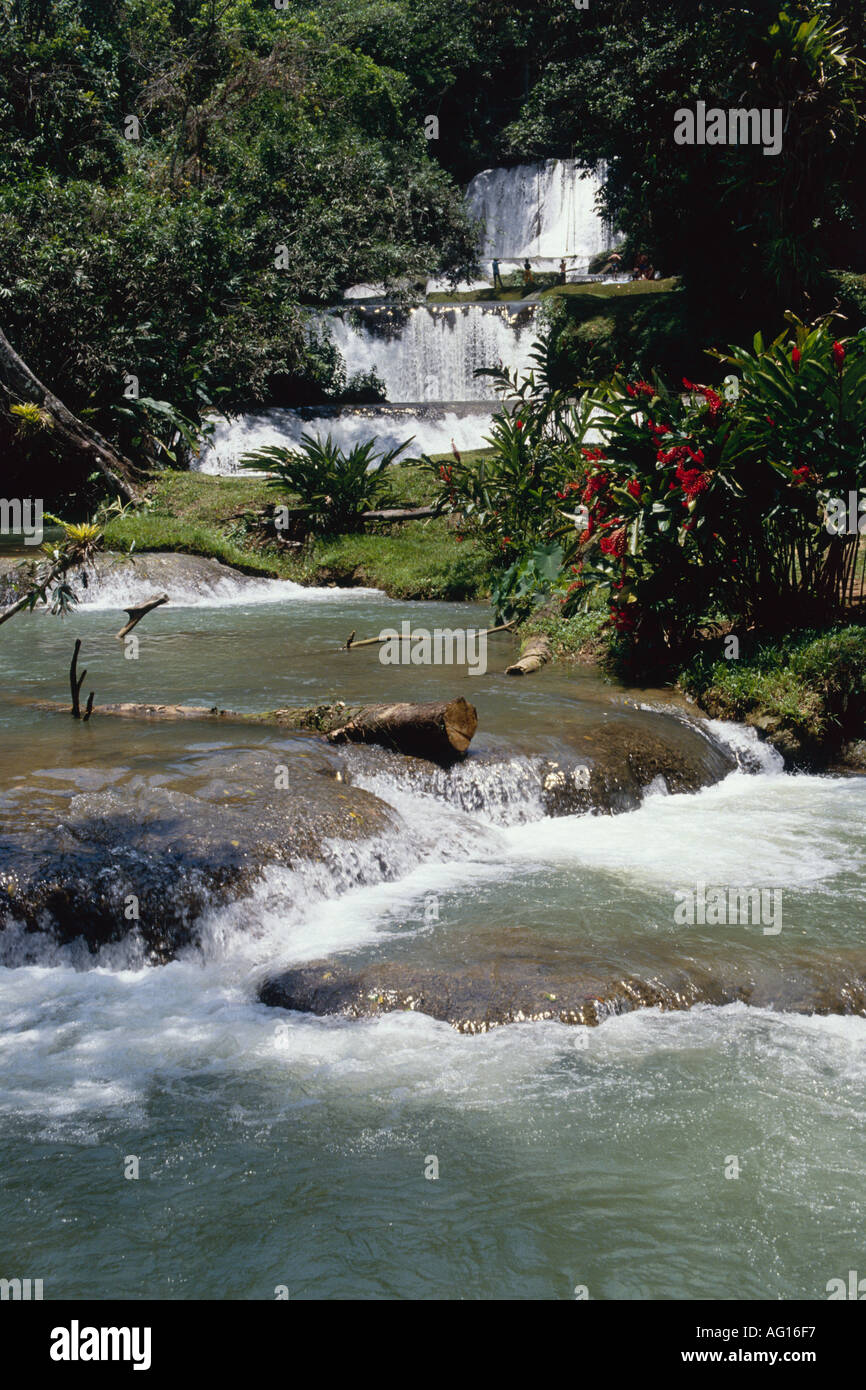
[1,565,864,1299]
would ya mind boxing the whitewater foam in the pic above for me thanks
[75,562,382,609]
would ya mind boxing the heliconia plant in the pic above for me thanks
[559,315,866,656]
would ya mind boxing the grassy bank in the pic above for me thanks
[678,627,866,767]
[515,599,609,664]
[104,459,492,602]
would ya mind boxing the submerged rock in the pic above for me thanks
[260,952,866,1032]
[340,706,735,820]
[0,550,286,611]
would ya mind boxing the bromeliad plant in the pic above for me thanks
[239,432,415,534]
[0,515,105,627]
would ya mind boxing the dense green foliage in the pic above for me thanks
[0,0,478,499]
[4,0,866,524]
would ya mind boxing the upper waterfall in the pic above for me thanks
[466,159,615,270]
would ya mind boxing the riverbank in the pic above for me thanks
[99,468,866,770]
[516,607,866,771]
[104,461,490,601]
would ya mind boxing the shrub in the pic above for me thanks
[239,433,414,534]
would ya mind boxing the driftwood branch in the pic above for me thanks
[115,592,169,640]
[69,639,95,718]
[346,621,514,650]
[506,634,551,676]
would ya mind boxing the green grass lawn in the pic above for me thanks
[426,278,679,306]
[103,455,494,601]
[543,277,680,299]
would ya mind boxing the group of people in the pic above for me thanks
[490,251,656,292]
[490,257,570,292]
[601,250,657,280]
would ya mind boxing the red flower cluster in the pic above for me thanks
[600,527,627,558]
[608,606,636,633]
[833,341,846,372]
[658,444,704,467]
[647,420,670,439]
[678,469,708,499]
[626,380,655,399]
[627,478,642,500]
[582,472,609,503]
[791,465,812,487]
[682,379,723,417]
[581,447,607,463]
[658,443,709,500]
[555,481,583,500]
[792,347,801,373]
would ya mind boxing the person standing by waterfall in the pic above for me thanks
[523,259,533,290]
[492,258,504,292]
[558,258,567,286]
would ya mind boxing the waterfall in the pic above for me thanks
[195,159,612,472]
[196,403,498,472]
[327,304,538,403]
[465,159,614,271]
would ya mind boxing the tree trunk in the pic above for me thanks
[0,327,142,502]
[33,696,479,765]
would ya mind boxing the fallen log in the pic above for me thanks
[506,634,551,676]
[327,697,477,762]
[360,505,440,522]
[34,696,478,765]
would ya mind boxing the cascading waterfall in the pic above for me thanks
[195,159,613,471]
[465,158,615,271]
[326,304,539,403]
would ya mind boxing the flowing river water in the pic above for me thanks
[1,559,865,1300]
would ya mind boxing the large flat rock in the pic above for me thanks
[0,748,396,962]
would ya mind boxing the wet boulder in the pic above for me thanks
[0,748,396,963]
